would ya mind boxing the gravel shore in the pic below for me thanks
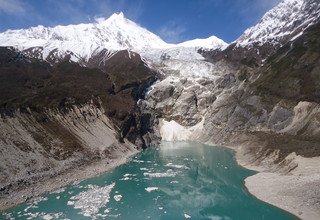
[236,149,320,220]
[0,149,138,212]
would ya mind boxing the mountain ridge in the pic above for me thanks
[0,1,320,218]
[0,12,227,63]
[237,0,320,47]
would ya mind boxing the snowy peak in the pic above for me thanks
[178,36,228,49]
[95,12,134,28]
[105,12,125,21]
[0,12,227,62]
[0,12,170,61]
[237,0,320,47]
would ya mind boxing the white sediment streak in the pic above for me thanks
[145,187,159,192]
[140,168,149,171]
[132,159,144,163]
[165,163,189,169]
[123,173,137,177]
[143,170,177,178]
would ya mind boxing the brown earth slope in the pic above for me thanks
[0,47,157,210]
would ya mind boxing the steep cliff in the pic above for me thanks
[0,47,157,210]
[0,1,320,217]
[145,14,320,220]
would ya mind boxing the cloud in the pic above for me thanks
[89,0,144,22]
[42,0,144,25]
[157,21,187,43]
[246,0,281,14]
[196,0,281,23]
[45,0,90,24]
[0,0,27,15]
[257,0,281,9]
[125,0,144,21]
[231,0,281,22]
[0,0,145,29]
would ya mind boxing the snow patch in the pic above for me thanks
[177,36,228,49]
[290,31,303,41]
[0,12,227,62]
[159,118,204,141]
[237,0,320,47]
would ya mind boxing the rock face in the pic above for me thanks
[0,0,320,216]
[237,0,320,47]
[144,15,320,218]
[155,19,320,160]
[200,0,320,67]
[88,50,158,147]
[0,47,156,201]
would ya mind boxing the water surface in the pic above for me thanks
[1,142,297,220]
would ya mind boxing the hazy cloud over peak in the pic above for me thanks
[0,0,26,15]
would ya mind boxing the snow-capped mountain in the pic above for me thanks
[0,12,226,62]
[237,0,320,47]
[0,12,170,61]
[177,36,227,49]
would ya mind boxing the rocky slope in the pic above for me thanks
[0,0,320,218]
[0,47,157,210]
[145,2,320,218]
[0,12,228,211]
[201,0,320,66]
[144,24,320,151]
[237,0,320,47]
[202,20,320,157]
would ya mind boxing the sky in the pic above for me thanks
[0,0,281,43]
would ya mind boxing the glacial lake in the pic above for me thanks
[1,142,297,220]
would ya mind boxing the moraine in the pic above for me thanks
[1,142,297,220]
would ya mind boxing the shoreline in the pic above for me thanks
[0,149,139,212]
[1,139,319,220]
[202,140,320,220]
[234,145,320,220]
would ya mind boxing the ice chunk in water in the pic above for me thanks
[68,183,115,217]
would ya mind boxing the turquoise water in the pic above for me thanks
[1,142,297,220]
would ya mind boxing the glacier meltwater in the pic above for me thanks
[1,142,297,220]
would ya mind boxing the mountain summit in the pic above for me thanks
[237,0,320,46]
[177,36,227,49]
[0,0,320,218]
[0,12,227,62]
[0,12,169,61]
